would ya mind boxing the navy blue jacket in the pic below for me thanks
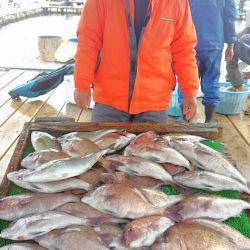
[189,0,237,51]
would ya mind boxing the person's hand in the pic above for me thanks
[183,96,197,122]
[74,89,91,109]
[225,44,234,62]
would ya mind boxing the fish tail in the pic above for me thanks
[165,202,184,222]
[189,164,195,172]
[101,149,111,156]
[153,184,163,189]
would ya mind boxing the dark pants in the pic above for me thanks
[226,41,250,88]
[179,50,223,108]
[92,103,168,123]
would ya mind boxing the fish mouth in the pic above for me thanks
[0,228,15,240]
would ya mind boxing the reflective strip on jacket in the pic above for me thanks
[74,0,199,114]
[189,0,237,51]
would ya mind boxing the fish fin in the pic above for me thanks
[100,173,116,184]
[165,202,184,222]
[109,160,125,170]
[194,146,213,156]
[162,230,169,241]
[106,143,117,152]
[103,167,118,183]
[202,183,216,192]
[167,202,184,213]
[161,163,186,176]
[84,216,114,226]
[29,183,44,192]
[153,184,164,189]
[111,218,129,224]
[166,212,182,223]
[99,158,120,180]
[189,164,196,172]
[97,233,114,246]
[105,194,121,202]
[247,182,250,190]
[100,172,127,184]
[31,231,49,238]
[171,183,194,196]
[102,209,118,217]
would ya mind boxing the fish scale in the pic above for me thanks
[21,149,69,170]
[37,226,109,250]
[176,194,250,221]
[8,171,93,193]
[123,216,174,248]
[106,155,174,183]
[81,183,166,219]
[0,193,80,221]
[18,150,106,183]
[0,243,46,250]
[167,139,248,186]
[31,131,60,152]
[58,129,119,143]
[174,171,250,194]
[0,212,88,241]
[152,220,239,250]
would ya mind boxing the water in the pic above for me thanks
[0,15,80,64]
[0,13,247,71]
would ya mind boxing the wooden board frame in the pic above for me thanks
[29,121,222,138]
[0,121,222,198]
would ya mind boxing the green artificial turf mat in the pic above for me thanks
[0,140,249,247]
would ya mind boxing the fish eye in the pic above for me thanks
[127,227,134,232]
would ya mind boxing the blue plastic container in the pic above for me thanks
[216,82,250,115]
[67,38,78,43]
[168,87,182,117]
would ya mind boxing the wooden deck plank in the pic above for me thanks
[227,114,250,146]
[0,99,27,127]
[58,102,82,121]
[0,70,8,78]
[0,70,24,90]
[0,142,17,186]
[0,71,38,108]
[0,91,55,162]
[214,112,250,181]
[32,81,67,120]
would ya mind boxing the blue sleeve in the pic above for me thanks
[224,0,237,44]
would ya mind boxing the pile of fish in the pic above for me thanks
[0,129,249,250]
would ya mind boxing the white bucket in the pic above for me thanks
[55,39,78,63]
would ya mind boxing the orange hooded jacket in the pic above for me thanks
[74,0,199,114]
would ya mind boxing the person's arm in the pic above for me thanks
[224,0,237,62]
[171,0,199,121]
[74,0,104,108]
[238,27,250,39]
